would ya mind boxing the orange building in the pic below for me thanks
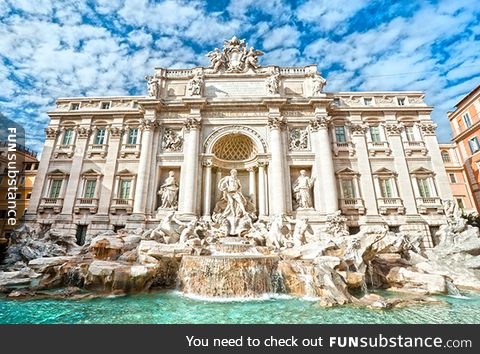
[0,141,39,243]
[448,84,480,212]
[439,143,475,213]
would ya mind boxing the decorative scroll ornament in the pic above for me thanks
[408,96,423,104]
[384,123,404,136]
[75,126,92,139]
[45,127,60,139]
[184,117,201,131]
[162,128,183,152]
[342,96,362,106]
[289,128,309,151]
[309,115,330,131]
[350,124,368,136]
[145,75,160,98]
[205,36,264,73]
[419,123,437,135]
[375,95,394,104]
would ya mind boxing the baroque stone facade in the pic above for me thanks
[25,37,452,246]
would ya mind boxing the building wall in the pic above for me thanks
[438,143,475,213]
[25,67,452,248]
[448,85,480,211]
[0,142,39,241]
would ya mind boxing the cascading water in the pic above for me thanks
[446,278,463,298]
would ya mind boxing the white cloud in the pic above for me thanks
[262,25,300,51]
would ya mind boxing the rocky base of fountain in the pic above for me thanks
[1,214,480,308]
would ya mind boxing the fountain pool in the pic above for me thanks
[1,291,479,324]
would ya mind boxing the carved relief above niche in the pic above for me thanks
[161,128,184,152]
[289,127,309,151]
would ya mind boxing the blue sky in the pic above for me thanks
[1,0,479,153]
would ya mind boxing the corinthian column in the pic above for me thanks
[268,115,287,215]
[178,116,201,216]
[257,161,268,217]
[202,159,213,218]
[132,116,156,215]
[310,114,338,214]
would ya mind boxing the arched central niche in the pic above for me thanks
[212,133,257,162]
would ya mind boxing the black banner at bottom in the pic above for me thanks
[1,325,476,353]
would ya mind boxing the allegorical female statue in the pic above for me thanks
[292,170,315,209]
[158,171,179,209]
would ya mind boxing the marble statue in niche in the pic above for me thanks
[212,169,256,235]
[158,171,179,209]
[162,128,183,152]
[311,73,327,96]
[292,170,315,209]
[265,71,280,95]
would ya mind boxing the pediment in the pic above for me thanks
[373,167,396,175]
[47,169,69,176]
[410,167,434,175]
[336,167,358,175]
[82,168,103,176]
[116,169,135,176]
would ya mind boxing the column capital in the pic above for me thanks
[384,123,404,136]
[184,117,202,131]
[202,158,213,167]
[267,116,286,130]
[350,123,368,136]
[75,126,92,139]
[309,115,330,131]
[45,127,60,139]
[257,160,269,167]
[108,126,125,139]
[246,166,257,172]
[140,118,158,131]
[418,122,437,135]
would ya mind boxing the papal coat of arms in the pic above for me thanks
[206,36,264,73]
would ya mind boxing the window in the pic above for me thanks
[101,102,110,109]
[18,176,25,185]
[341,179,356,199]
[449,173,457,183]
[49,179,63,198]
[62,129,74,145]
[26,193,32,199]
[0,176,3,185]
[333,98,340,106]
[370,126,381,142]
[441,150,451,163]
[463,113,472,128]
[379,178,394,198]
[83,180,97,198]
[417,178,431,198]
[468,136,480,154]
[397,97,406,106]
[335,126,347,143]
[364,97,372,105]
[456,198,465,209]
[119,179,131,200]
[71,103,80,110]
[95,128,106,145]
[16,193,21,200]
[128,128,138,145]
[404,126,415,142]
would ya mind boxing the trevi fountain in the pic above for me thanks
[1,37,480,324]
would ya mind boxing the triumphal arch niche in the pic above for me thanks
[148,36,339,235]
[32,35,450,243]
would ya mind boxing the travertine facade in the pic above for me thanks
[25,37,452,246]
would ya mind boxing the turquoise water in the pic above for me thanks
[1,291,480,324]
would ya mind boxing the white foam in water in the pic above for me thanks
[171,290,299,303]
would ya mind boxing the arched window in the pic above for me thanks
[441,150,451,163]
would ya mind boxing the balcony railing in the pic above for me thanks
[368,141,391,156]
[416,197,443,214]
[53,144,74,158]
[120,143,141,158]
[74,197,99,213]
[403,141,427,156]
[340,198,365,214]
[110,198,133,214]
[87,144,108,158]
[332,141,355,156]
[39,197,64,213]
[377,197,405,215]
